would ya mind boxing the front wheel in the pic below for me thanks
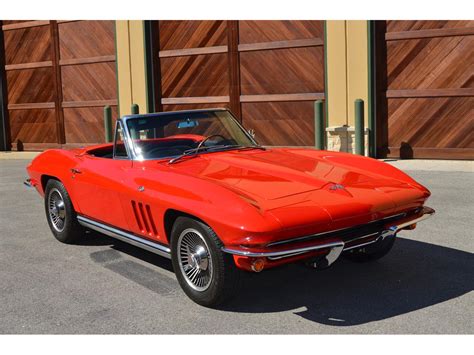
[44,179,84,244]
[170,217,241,307]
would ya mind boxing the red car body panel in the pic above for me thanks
[27,143,431,270]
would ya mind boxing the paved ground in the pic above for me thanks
[0,159,472,334]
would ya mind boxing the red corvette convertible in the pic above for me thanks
[25,108,434,306]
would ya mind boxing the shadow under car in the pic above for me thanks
[85,234,473,327]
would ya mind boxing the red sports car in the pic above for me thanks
[25,108,434,306]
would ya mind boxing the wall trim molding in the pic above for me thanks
[238,38,323,52]
[161,96,230,105]
[386,27,474,41]
[240,93,324,103]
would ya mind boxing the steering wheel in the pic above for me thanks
[196,134,227,150]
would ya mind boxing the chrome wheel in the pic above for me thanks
[48,188,66,232]
[177,228,213,292]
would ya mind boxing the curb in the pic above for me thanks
[0,152,40,160]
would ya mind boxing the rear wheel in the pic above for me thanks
[170,216,241,307]
[44,179,83,244]
[343,236,396,262]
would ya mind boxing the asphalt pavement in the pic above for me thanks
[0,159,472,334]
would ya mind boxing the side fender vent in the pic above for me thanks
[131,201,158,237]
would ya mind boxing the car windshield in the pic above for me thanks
[125,110,258,160]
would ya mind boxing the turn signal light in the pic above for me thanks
[251,258,265,272]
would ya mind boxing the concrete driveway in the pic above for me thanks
[0,158,472,334]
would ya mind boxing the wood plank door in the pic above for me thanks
[2,21,58,150]
[375,20,474,159]
[238,21,325,146]
[57,20,118,147]
[0,20,118,150]
[157,20,231,112]
[152,20,325,147]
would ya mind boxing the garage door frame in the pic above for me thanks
[0,22,10,151]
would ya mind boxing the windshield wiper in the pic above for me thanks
[236,145,266,151]
[208,144,266,152]
[168,145,231,164]
[168,144,266,164]
[168,146,211,164]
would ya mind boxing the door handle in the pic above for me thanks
[70,168,82,174]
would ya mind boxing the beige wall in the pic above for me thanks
[115,21,148,115]
[326,20,369,127]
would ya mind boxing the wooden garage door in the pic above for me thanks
[152,20,325,146]
[0,20,117,150]
[375,20,474,159]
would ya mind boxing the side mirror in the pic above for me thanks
[248,129,256,139]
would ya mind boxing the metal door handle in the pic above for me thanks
[70,168,82,174]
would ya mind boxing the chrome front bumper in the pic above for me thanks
[222,206,435,266]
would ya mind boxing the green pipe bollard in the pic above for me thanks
[103,105,113,143]
[355,99,365,156]
[314,100,325,150]
[130,104,140,139]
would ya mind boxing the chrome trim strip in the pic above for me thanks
[222,206,435,261]
[343,226,398,252]
[120,117,140,160]
[343,237,381,251]
[267,208,427,248]
[343,231,379,244]
[266,216,404,248]
[267,225,361,247]
[222,240,345,258]
[113,119,133,160]
[395,207,435,231]
[77,215,171,259]
[343,208,435,252]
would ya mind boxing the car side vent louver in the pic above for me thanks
[131,201,158,237]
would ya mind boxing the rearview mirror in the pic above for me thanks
[177,119,199,129]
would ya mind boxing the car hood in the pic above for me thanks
[167,148,418,204]
[169,149,331,200]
